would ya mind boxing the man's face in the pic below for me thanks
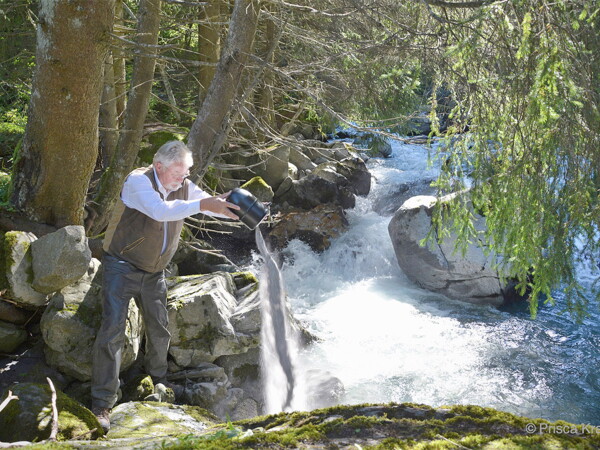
[155,161,190,191]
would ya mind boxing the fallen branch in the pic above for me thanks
[46,378,59,441]
[0,391,18,414]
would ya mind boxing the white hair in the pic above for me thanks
[153,141,193,168]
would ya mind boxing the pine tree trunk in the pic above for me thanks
[198,0,222,105]
[99,52,119,168]
[11,0,115,227]
[188,0,260,175]
[88,0,162,235]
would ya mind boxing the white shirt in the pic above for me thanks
[120,167,228,253]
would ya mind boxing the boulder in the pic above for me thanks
[252,145,290,192]
[31,225,92,294]
[0,320,27,353]
[312,158,371,197]
[288,144,317,172]
[0,298,31,324]
[240,176,274,203]
[268,204,349,252]
[106,402,217,439]
[0,382,104,441]
[337,157,371,196]
[0,231,48,309]
[274,174,355,211]
[40,258,143,381]
[388,194,507,306]
[166,272,261,367]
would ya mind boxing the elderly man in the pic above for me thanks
[91,141,239,432]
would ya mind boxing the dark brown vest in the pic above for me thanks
[103,166,189,272]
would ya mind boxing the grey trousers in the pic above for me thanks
[91,253,170,409]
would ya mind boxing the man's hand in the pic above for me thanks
[200,192,240,220]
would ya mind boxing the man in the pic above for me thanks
[91,141,240,432]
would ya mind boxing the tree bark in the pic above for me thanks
[257,7,277,132]
[88,0,163,235]
[99,52,119,168]
[10,0,115,227]
[187,0,260,176]
[198,0,222,105]
[113,0,127,125]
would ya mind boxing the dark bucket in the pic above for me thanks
[227,188,268,229]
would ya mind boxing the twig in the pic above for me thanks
[435,434,472,449]
[0,390,18,414]
[46,378,58,441]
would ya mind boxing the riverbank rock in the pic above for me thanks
[0,382,104,442]
[3,400,599,448]
[106,401,218,439]
[268,204,349,252]
[0,231,48,309]
[40,258,143,381]
[31,225,92,294]
[388,194,508,306]
[166,272,261,367]
[0,320,27,353]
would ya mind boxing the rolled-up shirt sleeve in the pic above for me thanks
[121,171,229,221]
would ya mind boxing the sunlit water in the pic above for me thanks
[252,139,600,425]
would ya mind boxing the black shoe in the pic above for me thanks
[92,406,111,433]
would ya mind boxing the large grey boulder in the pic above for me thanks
[388,194,507,306]
[40,258,143,381]
[167,272,261,367]
[0,231,48,309]
[31,225,92,294]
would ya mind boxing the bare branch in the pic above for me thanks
[0,390,18,414]
[47,378,59,441]
[423,0,497,7]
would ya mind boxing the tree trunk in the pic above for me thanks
[10,0,115,227]
[88,0,162,235]
[99,52,119,168]
[188,0,260,176]
[257,8,276,130]
[198,0,222,105]
[113,0,127,125]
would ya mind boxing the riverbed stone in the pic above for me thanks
[31,225,92,294]
[388,194,507,306]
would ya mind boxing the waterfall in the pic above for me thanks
[256,228,299,413]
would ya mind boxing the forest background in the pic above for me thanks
[0,0,599,318]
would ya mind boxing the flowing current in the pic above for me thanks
[254,139,600,425]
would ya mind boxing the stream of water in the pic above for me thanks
[254,139,600,425]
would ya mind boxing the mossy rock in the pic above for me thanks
[241,176,274,203]
[108,402,219,439]
[121,374,154,402]
[231,271,258,290]
[0,382,103,442]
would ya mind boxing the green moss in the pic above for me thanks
[240,176,274,202]
[0,382,103,442]
[231,271,258,290]
[122,375,154,402]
